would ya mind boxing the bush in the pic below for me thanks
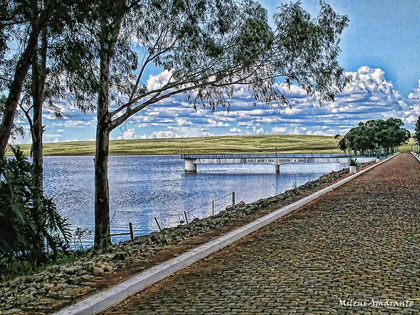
[348,158,358,167]
[0,146,71,277]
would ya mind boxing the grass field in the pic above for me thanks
[399,138,416,153]
[10,134,416,156]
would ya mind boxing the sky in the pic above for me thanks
[13,0,420,143]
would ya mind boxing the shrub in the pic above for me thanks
[348,158,358,167]
[0,146,71,276]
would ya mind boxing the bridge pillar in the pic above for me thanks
[276,164,280,174]
[185,159,197,173]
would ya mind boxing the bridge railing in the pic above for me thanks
[181,152,361,159]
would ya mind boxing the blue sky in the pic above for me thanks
[13,0,420,143]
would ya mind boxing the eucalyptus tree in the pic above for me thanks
[84,0,350,248]
[0,0,57,158]
[1,0,95,256]
[16,0,96,190]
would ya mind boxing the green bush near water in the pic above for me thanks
[0,147,71,281]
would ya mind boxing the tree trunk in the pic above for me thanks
[94,39,113,249]
[0,29,40,157]
[31,26,48,259]
[93,14,124,249]
[32,27,47,190]
[94,122,111,249]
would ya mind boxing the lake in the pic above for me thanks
[43,155,353,247]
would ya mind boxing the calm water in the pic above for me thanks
[43,155,356,247]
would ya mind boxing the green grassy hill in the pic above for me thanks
[10,134,415,156]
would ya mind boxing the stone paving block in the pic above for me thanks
[104,154,419,314]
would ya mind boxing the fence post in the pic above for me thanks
[232,192,236,208]
[212,200,215,216]
[129,222,134,240]
[154,217,162,231]
[184,211,189,224]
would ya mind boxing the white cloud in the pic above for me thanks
[408,80,420,100]
[175,117,193,126]
[255,127,264,134]
[63,120,92,128]
[151,127,214,138]
[272,127,286,133]
[207,119,229,127]
[151,130,177,138]
[147,70,173,91]
[38,66,419,142]
[282,107,302,115]
[274,82,308,98]
[118,128,136,140]
[405,80,420,124]
[238,121,254,127]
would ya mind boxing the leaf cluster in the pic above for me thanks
[273,1,350,104]
[80,0,352,131]
[0,95,25,138]
[414,115,420,144]
[338,118,411,154]
[347,157,358,166]
[0,0,100,125]
[0,146,70,274]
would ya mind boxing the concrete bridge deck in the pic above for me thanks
[181,152,374,172]
[105,153,419,314]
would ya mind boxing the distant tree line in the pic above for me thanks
[415,115,420,144]
[338,118,411,155]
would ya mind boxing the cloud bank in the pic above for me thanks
[13,66,419,143]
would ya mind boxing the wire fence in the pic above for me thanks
[66,191,238,250]
[152,192,235,231]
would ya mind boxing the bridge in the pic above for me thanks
[181,152,374,173]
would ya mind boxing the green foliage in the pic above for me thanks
[292,181,299,194]
[0,146,71,275]
[72,0,351,129]
[348,158,358,167]
[72,227,92,251]
[273,1,350,104]
[415,115,420,144]
[0,95,24,139]
[339,118,411,155]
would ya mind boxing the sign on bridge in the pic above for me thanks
[246,158,277,163]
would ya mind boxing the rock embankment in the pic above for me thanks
[0,165,361,314]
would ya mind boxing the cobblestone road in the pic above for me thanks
[105,153,419,314]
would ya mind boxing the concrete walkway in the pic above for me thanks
[104,153,419,314]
